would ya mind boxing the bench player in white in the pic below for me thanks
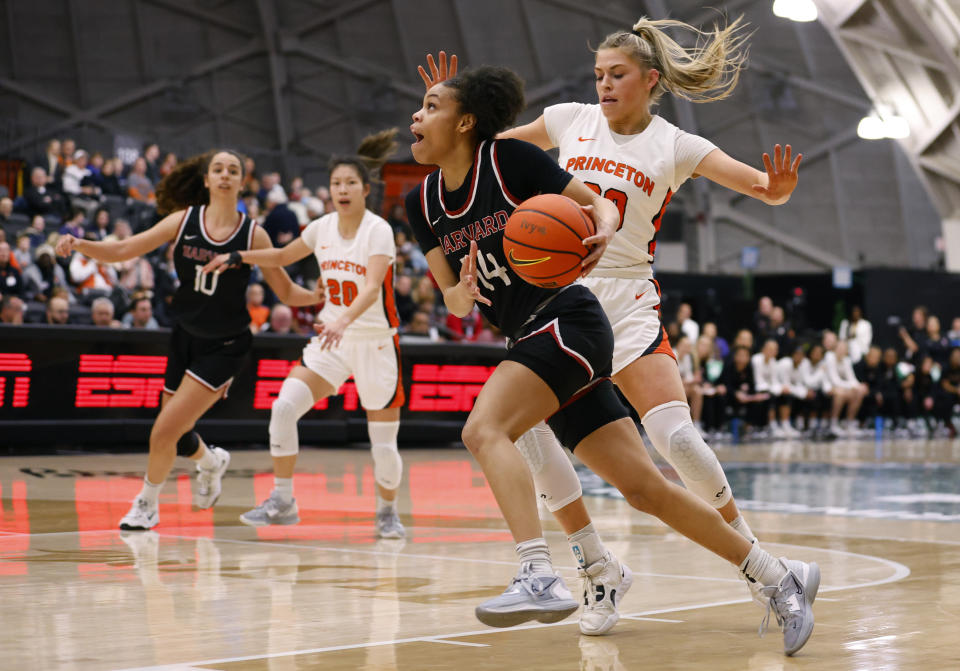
[204,131,407,538]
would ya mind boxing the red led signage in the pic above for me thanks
[407,364,495,412]
[0,353,31,408]
[253,359,357,411]
[74,355,167,408]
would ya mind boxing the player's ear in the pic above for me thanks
[363,182,371,199]
[458,113,477,136]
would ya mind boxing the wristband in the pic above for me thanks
[227,250,243,267]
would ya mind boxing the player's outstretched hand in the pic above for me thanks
[418,51,458,90]
[56,234,78,257]
[752,144,802,203]
[580,204,616,277]
[459,240,491,306]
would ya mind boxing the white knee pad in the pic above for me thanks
[641,401,732,508]
[269,378,315,458]
[369,421,402,490]
[515,421,582,512]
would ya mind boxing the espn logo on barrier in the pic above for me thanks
[75,355,167,408]
[0,353,31,408]
[407,364,495,412]
[253,359,357,411]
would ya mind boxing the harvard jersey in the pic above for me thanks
[544,103,716,277]
[301,209,398,336]
[171,205,254,338]
[405,139,573,339]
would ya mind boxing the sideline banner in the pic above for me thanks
[0,325,503,449]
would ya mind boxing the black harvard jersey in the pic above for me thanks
[171,205,255,338]
[405,139,574,339]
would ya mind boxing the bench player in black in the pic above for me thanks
[404,62,818,655]
[57,150,321,531]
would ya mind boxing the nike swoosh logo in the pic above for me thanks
[635,290,648,300]
[507,249,551,266]
[184,235,197,240]
[431,216,442,226]
[578,137,595,142]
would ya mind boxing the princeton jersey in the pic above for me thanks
[171,205,254,338]
[301,209,398,336]
[544,103,716,277]
[405,139,573,340]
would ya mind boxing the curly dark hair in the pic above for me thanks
[443,66,525,141]
[156,149,246,215]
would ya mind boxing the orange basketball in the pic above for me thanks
[503,194,595,288]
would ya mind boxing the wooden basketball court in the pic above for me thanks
[1,440,958,670]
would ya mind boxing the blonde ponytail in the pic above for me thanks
[598,16,750,105]
[328,128,399,185]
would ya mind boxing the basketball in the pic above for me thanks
[503,194,595,288]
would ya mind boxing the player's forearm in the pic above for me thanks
[335,285,381,325]
[238,247,290,268]
[282,283,319,307]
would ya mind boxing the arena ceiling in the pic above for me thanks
[0,0,955,273]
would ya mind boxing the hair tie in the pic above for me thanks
[631,29,645,39]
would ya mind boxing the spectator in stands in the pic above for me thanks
[676,302,699,343]
[122,293,159,329]
[59,209,86,239]
[24,166,65,218]
[877,348,908,432]
[24,215,46,248]
[260,303,294,334]
[768,305,795,354]
[781,345,815,435]
[753,295,773,340]
[0,197,14,229]
[262,191,300,248]
[839,305,872,363]
[732,328,755,353]
[69,247,118,297]
[88,152,104,180]
[60,139,76,167]
[393,274,417,326]
[703,321,728,359]
[316,186,333,215]
[258,172,287,206]
[111,219,154,292]
[941,348,960,437]
[62,150,100,216]
[22,244,68,303]
[722,344,768,435]
[14,231,35,266]
[803,344,830,437]
[86,208,112,241]
[91,296,119,327]
[0,242,23,297]
[35,139,63,189]
[387,203,411,236]
[98,158,124,197]
[45,295,69,325]
[288,176,304,201]
[0,294,24,324]
[675,334,703,429]
[854,345,883,424]
[246,282,269,332]
[922,315,951,367]
[898,305,928,361]
[158,152,178,180]
[151,242,178,327]
[241,157,258,198]
[752,338,796,437]
[403,309,439,341]
[127,157,156,204]
[911,355,940,436]
[948,317,960,347]
[143,143,161,184]
[395,229,429,274]
[823,336,868,437]
[696,334,726,434]
[471,313,503,344]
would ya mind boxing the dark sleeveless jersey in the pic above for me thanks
[171,205,255,338]
[405,139,574,339]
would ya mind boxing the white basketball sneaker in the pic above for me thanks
[194,446,230,509]
[759,558,820,656]
[578,552,634,635]
[475,562,579,627]
[118,496,159,531]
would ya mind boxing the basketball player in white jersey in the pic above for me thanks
[204,131,407,538]
[423,14,805,639]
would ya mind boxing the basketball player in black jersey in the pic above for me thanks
[56,151,321,531]
[405,63,818,655]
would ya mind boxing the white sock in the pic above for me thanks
[139,478,163,506]
[194,443,217,470]
[516,537,552,574]
[738,542,787,587]
[376,494,396,513]
[729,515,757,543]
[567,522,606,568]
[274,477,293,502]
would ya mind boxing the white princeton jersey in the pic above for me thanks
[300,210,398,336]
[544,103,716,277]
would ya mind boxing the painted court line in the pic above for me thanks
[424,639,490,647]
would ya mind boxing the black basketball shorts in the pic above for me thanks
[163,323,253,396]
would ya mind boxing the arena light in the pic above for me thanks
[857,109,910,140]
[772,0,818,22]
[857,113,887,140]
[882,114,910,139]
